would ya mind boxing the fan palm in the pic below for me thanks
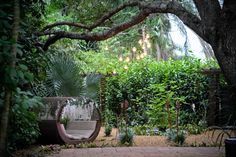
[34,53,101,102]
[46,53,84,97]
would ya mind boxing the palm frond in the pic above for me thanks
[33,53,101,104]
[83,73,102,102]
[46,53,84,97]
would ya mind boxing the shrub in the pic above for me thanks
[132,125,147,135]
[182,120,207,135]
[166,128,176,141]
[104,125,112,136]
[118,128,134,146]
[165,129,186,145]
[7,88,42,151]
[105,58,213,127]
[132,125,162,136]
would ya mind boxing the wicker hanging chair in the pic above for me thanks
[38,97,101,144]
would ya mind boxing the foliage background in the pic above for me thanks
[0,0,46,152]
[104,57,218,129]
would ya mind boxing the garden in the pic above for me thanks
[1,1,236,157]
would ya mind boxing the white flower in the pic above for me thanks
[191,103,196,112]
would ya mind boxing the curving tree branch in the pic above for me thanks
[42,9,152,50]
[37,0,203,51]
[41,1,140,31]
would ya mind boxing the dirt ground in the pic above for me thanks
[12,127,228,157]
[93,127,226,147]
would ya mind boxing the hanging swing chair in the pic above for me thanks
[38,97,101,144]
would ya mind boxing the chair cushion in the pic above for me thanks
[66,130,94,139]
[60,121,97,140]
[66,121,97,130]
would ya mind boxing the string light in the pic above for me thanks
[132,47,137,52]
[119,56,123,61]
[136,55,140,60]
[125,57,130,62]
[138,39,142,45]
[140,53,144,58]
[144,38,148,43]
[113,70,116,75]
[114,32,152,65]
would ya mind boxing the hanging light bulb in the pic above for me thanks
[105,46,109,51]
[132,47,137,52]
[146,34,150,39]
[119,56,123,61]
[144,38,148,43]
[125,57,130,62]
[113,70,116,75]
[136,55,140,60]
[147,43,151,48]
[138,39,142,45]
[124,65,128,70]
[140,53,144,58]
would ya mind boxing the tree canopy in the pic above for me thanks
[35,0,236,93]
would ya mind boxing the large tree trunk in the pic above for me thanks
[206,1,236,121]
[0,91,11,156]
[211,1,236,94]
[0,0,20,156]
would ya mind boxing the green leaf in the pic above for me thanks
[19,64,28,71]
[24,72,33,81]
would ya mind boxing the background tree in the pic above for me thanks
[0,1,20,155]
[0,0,46,156]
[36,0,236,96]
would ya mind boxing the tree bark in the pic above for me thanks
[210,1,236,93]
[0,0,20,156]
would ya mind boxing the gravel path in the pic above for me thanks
[47,128,226,157]
[48,147,224,157]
